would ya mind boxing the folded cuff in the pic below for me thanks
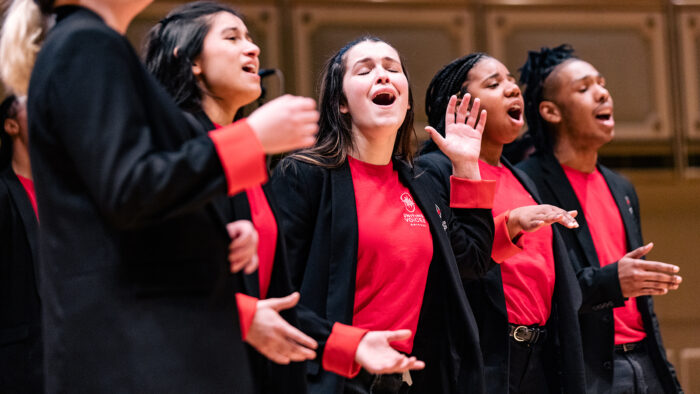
[236,293,259,341]
[209,119,268,196]
[450,177,496,209]
[492,211,524,263]
[322,323,369,378]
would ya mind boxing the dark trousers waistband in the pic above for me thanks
[614,340,645,353]
[509,324,547,345]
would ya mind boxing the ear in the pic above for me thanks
[539,100,561,125]
[4,118,19,137]
[339,103,349,114]
[190,51,203,77]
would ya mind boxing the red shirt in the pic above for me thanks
[348,156,433,353]
[480,161,555,325]
[16,173,38,218]
[563,165,646,344]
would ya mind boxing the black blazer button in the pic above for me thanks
[603,361,612,370]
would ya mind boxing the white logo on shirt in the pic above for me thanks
[400,192,416,213]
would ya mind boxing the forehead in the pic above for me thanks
[468,57,509,80]
[343,41,400,67]
[208,11,246,33]
[554,59,600,85]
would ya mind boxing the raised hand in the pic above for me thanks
[226,220,259,274]
[354,330,425,374]
[507,205,578,239]
[247,94,319,154]
[246,292,318,364]
[618,243,682,298]
[425,94,487,180]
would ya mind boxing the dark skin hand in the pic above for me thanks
[618,243,682,297]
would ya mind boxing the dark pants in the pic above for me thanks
[612,342,664,394]
[509,338,550,394]
[344,369,409,394]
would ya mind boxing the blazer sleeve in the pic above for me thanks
[43,28,265,229]
[414,154,496,280]
[269,159,362,376]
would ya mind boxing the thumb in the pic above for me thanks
[263,292,300,312]
[384,329,412,342]
[567,210,578,218]
[625,242,654,259]
[425,126,447,152]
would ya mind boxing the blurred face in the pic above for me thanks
[340,41,410,139]
[3,97,28,146]
[463,57,524,146]
[544,59,614,149]
[192,12,261,110]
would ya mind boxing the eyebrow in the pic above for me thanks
[221,27,251,39]
[481,72,515,82]
[573,74,604,83]
[352,56,400,67]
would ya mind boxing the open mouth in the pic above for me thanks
[595,113,612,121]
[372,92,396,106]
[242,64,257,74]
[507,107,522,121]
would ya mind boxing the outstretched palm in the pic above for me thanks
[426,94,486,179]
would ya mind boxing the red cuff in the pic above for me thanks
[322,323,369,378]
[209,119,267,196]
[236,293,259,341]
[450,176,496,209]
[492,211,524,263]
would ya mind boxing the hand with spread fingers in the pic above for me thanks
[354,330,425,375]
[507,205,579,239]
[226,220,259,274]
[245,292,318,365]
[425,93,487,180]
[618,243,682,298]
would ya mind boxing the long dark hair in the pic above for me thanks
[290,36,415,168]
[142,1,242,114]
[0,95,18,170]
[421,53,490,154]
[519,44,576,154]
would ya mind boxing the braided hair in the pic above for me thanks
[519,44,576,154]
[421,53,490,154]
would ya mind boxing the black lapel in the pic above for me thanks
[1,170,40,293]
[537,154,601,268]
[598,165,642,249]
[326,162,359,323]
[230,192,260,298]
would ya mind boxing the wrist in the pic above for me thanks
[452,162,481,180]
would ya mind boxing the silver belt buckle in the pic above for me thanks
[513,325,529,342]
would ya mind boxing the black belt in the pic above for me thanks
[509,324,547,345]
[614,340,645,353]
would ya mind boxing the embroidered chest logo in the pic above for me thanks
[400,192,416,213]
[400,193,426,227]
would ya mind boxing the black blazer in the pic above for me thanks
[187,111,308,394]
[416,151,586,394]
[270,156,494,394]
[518,153,682,393]
[27,7,254,392]
[0,168,42,393]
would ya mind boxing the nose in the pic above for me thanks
[375,67,390,84]
[595,84,610,103]
[245,40,260,57]
[504,81,521,98]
